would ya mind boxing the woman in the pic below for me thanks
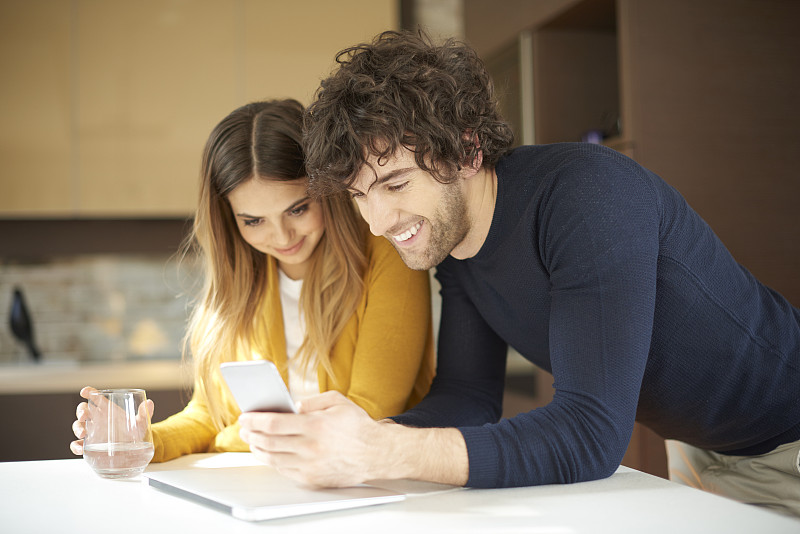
[70,99,435,462]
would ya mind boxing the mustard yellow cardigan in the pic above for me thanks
[150,234,435,462]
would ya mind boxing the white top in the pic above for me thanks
[278,269,320,402]
[3,453,799,533]
[0,360,190,395]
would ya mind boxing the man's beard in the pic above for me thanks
[391,184,470,271]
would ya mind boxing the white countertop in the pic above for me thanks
[0,359,192,394]
[2,452,798,533]
[0,354,533,396]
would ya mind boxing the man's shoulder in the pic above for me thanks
[497,143,656,202]
[498,143,632,173]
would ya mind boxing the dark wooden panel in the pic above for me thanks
[0,389,188,462]
[0,219,192,260]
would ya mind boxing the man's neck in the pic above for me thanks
[450,166,497,260]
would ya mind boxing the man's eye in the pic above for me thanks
[387,181,408,193]
[243,218,262,227]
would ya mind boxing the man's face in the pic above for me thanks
[349,147,470,270]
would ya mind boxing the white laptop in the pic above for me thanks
[144,465,405,522]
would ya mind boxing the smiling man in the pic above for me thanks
[348,145,485,270]
[237,31,800,518]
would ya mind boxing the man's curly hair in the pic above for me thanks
[304,30,514,196]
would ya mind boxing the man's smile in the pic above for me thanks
[392,221,423,243]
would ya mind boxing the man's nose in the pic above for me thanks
[362,196,395,237]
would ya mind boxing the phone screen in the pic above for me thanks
[220,360,297,413]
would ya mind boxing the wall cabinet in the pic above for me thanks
[0,0,398,217]
[0,0,73,215]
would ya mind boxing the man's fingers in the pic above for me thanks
[239,412,300,435]
[296,390,350,413]
[244,429,306,455]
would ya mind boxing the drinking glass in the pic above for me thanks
[83,388,155,479]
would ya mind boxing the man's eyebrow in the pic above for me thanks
[350,167,416,193]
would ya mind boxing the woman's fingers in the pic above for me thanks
[72,418,86,439]
[134,399,155,440]
[79,386,98,400]
[70,439,84,455]
[76,401,88,421]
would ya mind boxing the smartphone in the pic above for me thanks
[220,360,297,414]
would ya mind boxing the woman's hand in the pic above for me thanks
[69,386,154,455]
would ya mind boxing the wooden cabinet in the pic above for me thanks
[75,1,239,217]
[0,0,73,216]
[0,0,398,217]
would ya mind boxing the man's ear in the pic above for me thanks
[460,131,483,178]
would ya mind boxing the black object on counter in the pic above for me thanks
[9,287,41,362]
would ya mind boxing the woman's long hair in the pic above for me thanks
[184,99,367,430]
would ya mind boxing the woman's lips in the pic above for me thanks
[274,237,305,255]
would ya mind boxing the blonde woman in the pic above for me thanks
[70,100,435,462]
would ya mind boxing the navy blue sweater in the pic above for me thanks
[392,143,800,488]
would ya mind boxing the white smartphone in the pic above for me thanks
[220,360,297,414]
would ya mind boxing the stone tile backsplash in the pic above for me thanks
[0,254,201,364]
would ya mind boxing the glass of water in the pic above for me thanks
[83,389,154,479]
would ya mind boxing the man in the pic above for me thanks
[239,31,800,516]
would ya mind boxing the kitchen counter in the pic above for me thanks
[0,359,192,395]
[2,452,799,533]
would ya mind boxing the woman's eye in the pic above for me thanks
[387,181,409,193]
[350,191,364,200]
[243,218,262,227]
[289,204,308,216]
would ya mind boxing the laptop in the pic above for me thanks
[144,465,406,522]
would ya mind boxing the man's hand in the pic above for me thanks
[238,391,470,488]
[239,391,380,487]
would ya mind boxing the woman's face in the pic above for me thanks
[227,177,325,280]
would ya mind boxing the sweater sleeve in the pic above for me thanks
[341,235,435,419]
[461,154,661,487]
[391,258,508,428]
[150,385,249,462]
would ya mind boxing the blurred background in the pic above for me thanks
[1,0,798,472]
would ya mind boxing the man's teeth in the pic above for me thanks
[394,222,422,242]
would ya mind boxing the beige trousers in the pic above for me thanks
[666,439,800,519]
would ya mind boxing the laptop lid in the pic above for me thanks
[144,465,405,522]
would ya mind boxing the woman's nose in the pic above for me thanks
[271,221,293,245]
